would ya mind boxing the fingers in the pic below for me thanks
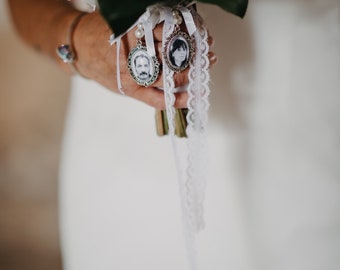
[124,86,188,110]
[207,34,214,47]
[156,42,163,58]
[208,51,218,67]
[127,87,165,109]
[153,23,164,42]
[174,91,189,108]
[173,68,189,87]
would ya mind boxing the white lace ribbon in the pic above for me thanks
[161,6,210,270]
[186,24,210,233]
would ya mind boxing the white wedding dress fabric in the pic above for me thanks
[59,1,340,270]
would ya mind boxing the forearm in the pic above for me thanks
[7,0,83,71]
[7,0,192,108]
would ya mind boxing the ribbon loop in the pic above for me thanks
[179,7,197,36]
[143,21,156,56]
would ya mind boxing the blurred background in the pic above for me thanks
[0,2,68,269]
[1,1,339,270]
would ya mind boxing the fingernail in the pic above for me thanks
[209,53,217,64]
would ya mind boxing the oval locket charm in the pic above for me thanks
[163,27,195,73]
[128,23,160,87]
[128,42,160,87]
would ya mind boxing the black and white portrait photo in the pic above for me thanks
[128,46,159,86]
[164,32,194,72]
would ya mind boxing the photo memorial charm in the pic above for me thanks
[128,23,160,87]
[163,9,195,73]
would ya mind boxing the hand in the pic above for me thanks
[73,12,216,109]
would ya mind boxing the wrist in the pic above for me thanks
[71,11,114,78]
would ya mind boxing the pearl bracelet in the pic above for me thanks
[56,12,87,71]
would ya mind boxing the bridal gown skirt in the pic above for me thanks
[59,1,340,270]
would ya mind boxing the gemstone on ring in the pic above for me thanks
[56,44,75,63]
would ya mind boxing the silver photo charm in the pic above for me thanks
[128,24,160,87]
[163,10,195,73]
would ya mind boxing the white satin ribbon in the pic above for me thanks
[143,21,157,56]
[179,7,196,36]
[162,7,176,136]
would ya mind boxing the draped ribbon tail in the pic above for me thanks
[111,4,210,270]
[165,7,210,270]
[186,25,210,234]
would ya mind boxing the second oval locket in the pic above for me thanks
[163,29,195,73]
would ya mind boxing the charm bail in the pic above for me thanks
[172,9,183,25]
[135,23,145,39]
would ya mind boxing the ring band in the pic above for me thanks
[116,36,125,94]
[56,12,87,72]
